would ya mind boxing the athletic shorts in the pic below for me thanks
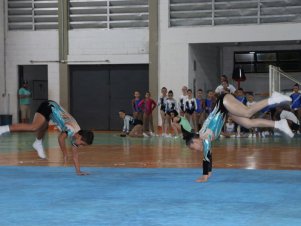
[36,101,53,121]
[185,109,195,115]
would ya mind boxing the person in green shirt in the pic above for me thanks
[18,80,32,123]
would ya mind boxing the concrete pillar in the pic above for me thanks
[149,0,159,131]
[58,0,69,110]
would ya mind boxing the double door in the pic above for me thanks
[70,64,149,130]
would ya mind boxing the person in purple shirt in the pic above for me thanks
[131,91,143,121]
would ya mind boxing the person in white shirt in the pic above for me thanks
[178,86,188,116]
[164,90,178,137]
[184,89,197,131]
[215,75,236,95]
[222,116,237,138]
[119,110,143,137]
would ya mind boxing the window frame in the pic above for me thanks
[234,50,301,73]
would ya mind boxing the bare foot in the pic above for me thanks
[195,175,208,183]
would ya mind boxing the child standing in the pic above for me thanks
[165,90,178,137]
[184,89,197,131]
[290,83,301,123]
[138,91,157,136]
[205,90,216,116]
[195,89,206,131]
[178,86,188,116]
[158,87,168,136]
[131,91,143,121]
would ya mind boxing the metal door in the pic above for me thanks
[70,65,148,131]
[109,65,149,130]
[70,66,110,130]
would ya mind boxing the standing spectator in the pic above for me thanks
[165,90,178,137]
[131,91,143,121]
[195,89,206,131]
[205,90,216,116]
[138,91,157,136]
[158,87,168,136]
[178,86,188,116]
[290,83,301,122]
[236,88,247,105]
[18,80,32,123]
[215,75,236,96]
[184,89,197,131]
[220,80,231,95]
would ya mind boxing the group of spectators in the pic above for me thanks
[119,75,301,138]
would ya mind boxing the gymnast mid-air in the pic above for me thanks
[176,91,293,182]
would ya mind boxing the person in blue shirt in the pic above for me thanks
[131,91,143,121]
[290,83,301,122]
[0,100,94,175]
[183,92,293,183]
[195,89,206,131]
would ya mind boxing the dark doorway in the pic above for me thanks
[18,65,48,122]
[70,64,149,131]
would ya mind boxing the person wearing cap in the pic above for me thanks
[18,80,32,123]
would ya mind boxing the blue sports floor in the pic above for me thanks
[1,166,301,226]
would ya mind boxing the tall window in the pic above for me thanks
[234,50,301,73]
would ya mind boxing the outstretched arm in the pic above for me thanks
[58,132,89,175]
[58,132,68,165]
[71,146,89,176]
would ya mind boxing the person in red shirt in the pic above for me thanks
[138,91,157,136]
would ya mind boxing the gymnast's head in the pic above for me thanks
[118,110,126,119]
[184,134,202,151]
[73,130,94,147]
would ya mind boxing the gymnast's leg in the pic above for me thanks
[230,113,294,137]
[0,112,46,134]
[223,92,291,118]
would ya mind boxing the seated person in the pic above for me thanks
[274,105,300,133]
[221,116,237,138]
[119,110,143,137]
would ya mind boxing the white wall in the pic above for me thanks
[5,31,59,122]
[68,29,149,64]
[0,1,6,114]
[5,27,149,122]
[189,44,220,93]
